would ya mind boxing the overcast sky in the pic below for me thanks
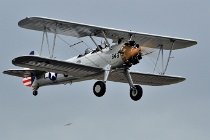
[1,0,209,140]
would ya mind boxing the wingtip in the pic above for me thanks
[12,58,16,65]
[2,70,7,75]
[193,40,198,45]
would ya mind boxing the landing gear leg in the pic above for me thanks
[124,69,143,101]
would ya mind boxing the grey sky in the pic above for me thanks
[0,0,209,140]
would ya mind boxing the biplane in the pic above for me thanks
[3,17,197,101]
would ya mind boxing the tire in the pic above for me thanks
[130,85,143,101]
[93,81,106,97]
[33,90,38,96]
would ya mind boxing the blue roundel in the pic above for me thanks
[49,72,57,81]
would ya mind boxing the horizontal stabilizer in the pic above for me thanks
[3,69,44,77]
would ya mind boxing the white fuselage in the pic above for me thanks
[67,43,124,69]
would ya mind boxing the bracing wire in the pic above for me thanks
[147,54,162,74]
[57,35,100,67]
[153,46,162,73]
[142,48,162,74]
[143,56,161,74]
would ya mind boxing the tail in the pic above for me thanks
[29,51,39,56]
[22,51,39,87]
[23,76,35,87]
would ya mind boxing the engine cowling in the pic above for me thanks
[119,41,142,67]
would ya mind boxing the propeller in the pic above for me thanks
[140,47,156,56]
[121,40,158,67]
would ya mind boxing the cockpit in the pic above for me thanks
[77,45,104,58]
[85,48,92,54]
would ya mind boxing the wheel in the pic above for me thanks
[130,85,143,101]
[33,90,38,96]
[93,81,106,97]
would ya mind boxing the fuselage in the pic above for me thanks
[67,43,124,69]
[29,42,141,90]
[30,44,124,89]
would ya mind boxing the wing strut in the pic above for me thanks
[152,40,176,75]
[39,24,58,58]
[161,45,164,74]
[45,30,51,56]
[51,23,58,58]
[163,40,175,74]
[153,45,163,73]
[40,29,45,56]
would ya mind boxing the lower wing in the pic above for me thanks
[11,55,103,78]
[96,70,185,86]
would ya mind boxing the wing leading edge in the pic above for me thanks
[18,16,197,50]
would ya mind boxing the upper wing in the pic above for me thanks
[19,16,197,50]
[12,55,103,78]
[95,70,185,86]
[3,69,44,77]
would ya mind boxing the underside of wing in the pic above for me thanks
[3,69,44,77]
[19,16,197,50]
[96,70,185,86]
[12,55,103,78]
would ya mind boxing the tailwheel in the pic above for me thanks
[130,85,143,101]
[33,90,38,96]
[93,81,106,97]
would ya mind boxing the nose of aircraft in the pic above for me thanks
[123,46,140,60]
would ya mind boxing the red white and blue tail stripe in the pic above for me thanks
[23,76,34,87]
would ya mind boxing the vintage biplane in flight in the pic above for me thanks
[3,17,197,101]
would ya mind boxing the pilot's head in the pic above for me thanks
[85,48,92,54]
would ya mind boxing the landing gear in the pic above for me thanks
[93,65,110,97]
[124,69,143,101]
[33,90,38,96]
[93,81,106,97]
[130,85,143,101]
